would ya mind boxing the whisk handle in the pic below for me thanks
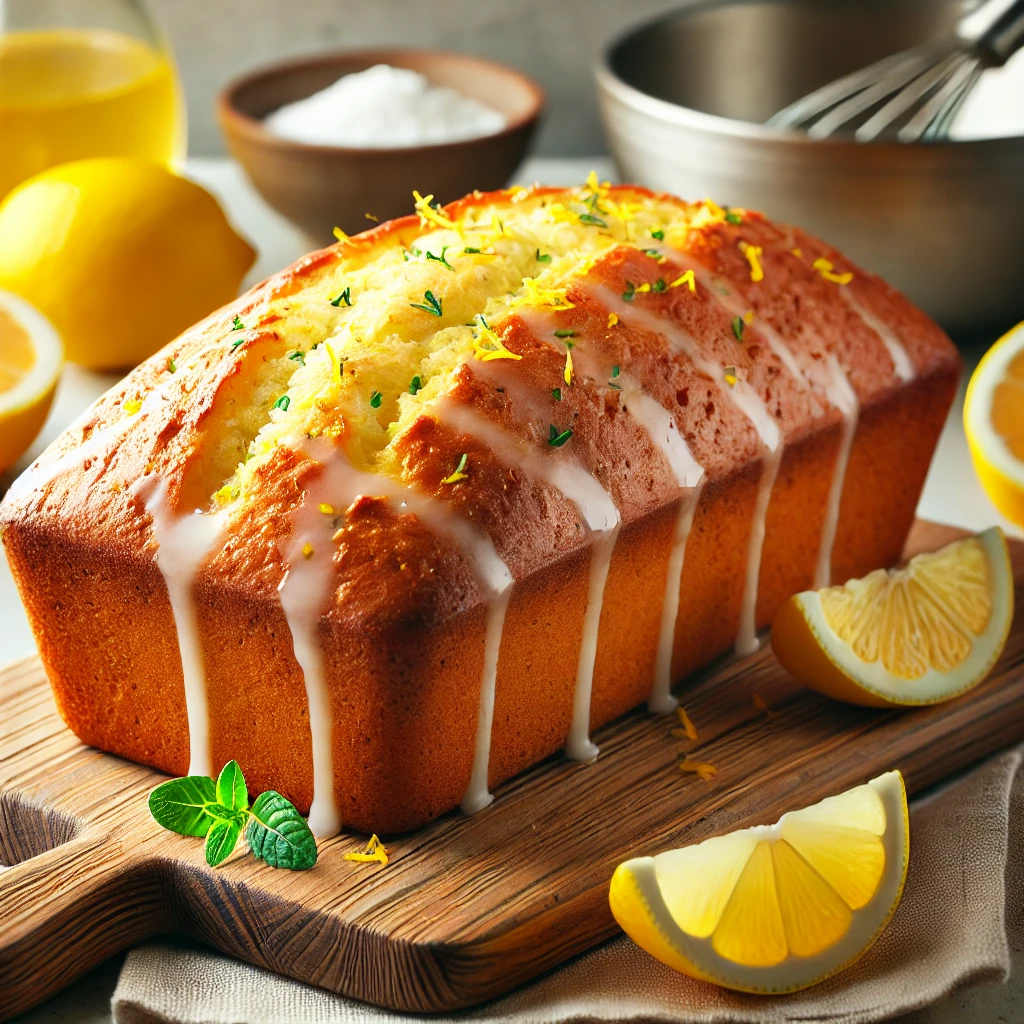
[957,0,1024,64]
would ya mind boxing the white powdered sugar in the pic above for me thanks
[263,63,507,148]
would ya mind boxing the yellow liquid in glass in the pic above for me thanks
[0,29,183,198]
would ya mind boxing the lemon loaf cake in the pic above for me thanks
[0,182,960,835]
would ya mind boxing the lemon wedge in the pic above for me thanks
[609,771,908,993]
[965,320,1024,526]
[0,288,62,473]
[771,529,1012,707]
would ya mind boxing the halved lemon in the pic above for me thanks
[0,288,62,473]
[965,321,1024,526]
[770,528,1012,707]
[609,771,908,994]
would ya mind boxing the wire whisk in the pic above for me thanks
[766,0,1024,142]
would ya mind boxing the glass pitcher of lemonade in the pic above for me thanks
[0,0,184,198]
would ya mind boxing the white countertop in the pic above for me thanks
[3,158,1022,1024]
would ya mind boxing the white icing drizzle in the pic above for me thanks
[435,397,619,763]
[276,435,512,830]
[815,357,860,589]
[130,475,227,778]
[841,287,915,383]
[650,479,705,713]
[592,286,784,656]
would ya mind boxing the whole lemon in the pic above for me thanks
[0,158,255,370]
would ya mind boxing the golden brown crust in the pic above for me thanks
[0,185,960,833]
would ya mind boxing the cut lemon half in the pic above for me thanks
[770,528,1012,707]
[0,288,62,473]
[609,771,908,994]
[965,320,1024,525]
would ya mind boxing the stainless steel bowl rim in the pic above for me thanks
[596,8,1024,158]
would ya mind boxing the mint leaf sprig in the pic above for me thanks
[148,761,317,870]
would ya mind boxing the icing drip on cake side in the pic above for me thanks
[131,475,227,778]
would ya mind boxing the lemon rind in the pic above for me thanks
[793,528,1013,705]
[964,321,1024,491]
[0,289,62,417]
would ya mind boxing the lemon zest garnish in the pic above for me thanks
[740,242,764,282]
[680,759,717,780]
[344,833,389,866]
[122,397,143,415]
[812,257,854,285]
[546,202,579,226]
[510,277,575,312]
[412,190,459,232]
[319,503,335,515]
[743,310,755,325]
[505,184,530,201]
[636,282,651,294]
[669,270,696,293]
[676,706,699,740]
[564,348,574,385]
[724,366,738,386]
[302,542,314,560]
[472,318,522,362]
[213,483,234,505]
[691,198,727,229]
[441,454,469,485]
[608,312,619,328]
[332,226,349,242]
[324,340,343,386]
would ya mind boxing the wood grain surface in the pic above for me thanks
[2,520,1024,1018]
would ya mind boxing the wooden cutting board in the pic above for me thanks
[3,520,1024,1019]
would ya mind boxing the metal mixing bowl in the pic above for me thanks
[596,0,1024,334]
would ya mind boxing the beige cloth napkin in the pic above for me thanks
[112,746,1024,1024]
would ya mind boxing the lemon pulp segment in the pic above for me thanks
[771,528,1012,707]
[819,536,992,679]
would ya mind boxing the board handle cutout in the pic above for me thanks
[0,830,164,1019]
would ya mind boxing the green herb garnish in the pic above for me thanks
[410,290,443,317]
[611,365,620,378]
[623,281,637,302]
[425,245,454,271]
[463,246,483,254]
[330,287,352,307]
[370,390,383,408]
[273,395,290,412]
[650,228,665,241]
[288,350,305,365]
[578,213,607,228]
[232,315,245,331]
[644,248,662,259]
[536,249,551,263]
[409,375,422,395]
[548,424,573,447]
[167,357,176,373]
[231,337,245,351]
[724,208,743,225]
[554,329,576,338]
[652,278,667,293]
[148,760,316,870]
[732,316,744,342]
[552,387,562,401]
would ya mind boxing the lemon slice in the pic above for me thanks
[965,320,1024,526]
[609,771,908,993]
[770,528,1012,707]
[0,288,62,473]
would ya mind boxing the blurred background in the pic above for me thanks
[147,0,682,158]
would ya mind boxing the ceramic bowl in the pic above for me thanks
[218,48,544,242]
